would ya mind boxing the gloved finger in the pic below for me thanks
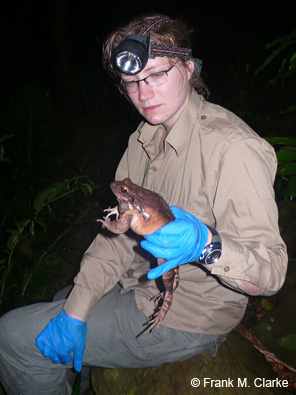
[143,232,184,249]
[147,258,179,279]
[141,223,191,252]
[73,351,83,372]
[41,344,60,363]
[60,354,73,365]
[141,239,172,260]
[141,237,183,260]
[35,334,46,353]
[141,239,161,257]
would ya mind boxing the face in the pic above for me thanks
[121,57,194,132]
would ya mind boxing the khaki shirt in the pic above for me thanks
[64,91,288,334]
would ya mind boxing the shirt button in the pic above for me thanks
[151,166,157,172]
[224,266,230,272]
[201,115,207,120]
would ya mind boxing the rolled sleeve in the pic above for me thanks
[209,138,288,295]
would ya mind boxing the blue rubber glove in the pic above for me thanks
[141,206,209,280]
[35,310,87,372]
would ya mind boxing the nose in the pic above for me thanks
[138,80,154,101]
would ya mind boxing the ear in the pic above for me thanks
[186,60,195,79]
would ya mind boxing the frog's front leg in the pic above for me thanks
[99,210,133,234]
[103,206,120,220]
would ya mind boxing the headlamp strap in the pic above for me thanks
[112,15,203,76]
[139,15,171,37]
[151,43,193,61]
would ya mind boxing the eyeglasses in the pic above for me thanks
[118,65,174,95]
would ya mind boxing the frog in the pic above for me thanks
[99,178,179,335]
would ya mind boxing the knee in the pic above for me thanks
[0,311,16,356]
[0,309,23,353]
[0,306,45,366]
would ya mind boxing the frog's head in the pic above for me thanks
[110,178,141,214]
[111,177,173,224]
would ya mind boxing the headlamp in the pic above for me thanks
[112,15,202,76]
[112,35,150,75]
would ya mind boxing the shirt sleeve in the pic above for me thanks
[209,137,288,296]
[64,230,137,320]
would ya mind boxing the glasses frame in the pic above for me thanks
[118,65,175,95]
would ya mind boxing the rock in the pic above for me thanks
[91,331,288,394]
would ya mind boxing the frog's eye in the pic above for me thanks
[120,186,128,193]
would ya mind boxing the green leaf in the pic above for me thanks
[34,218,47,232]
[278,105,296,115]
[290,52,296,65]
[279,145,296,152]
[29,222,35,236]
[265,29,296,50]
[0,158,12,164]
[79,183,93,196]
[281,162,296,176]
[33,189,55,211]
[6,230,20,250]
[255,29,296,76]
[278,334,296,350]
[0,134,14,144]
[33,182,68,211]
[276,150,296,163]
[265,137,296,146]
[255,42,292,76]
[260,298,274,311]
[14,219,27,231]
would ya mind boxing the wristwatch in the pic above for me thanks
[198,226,222,265]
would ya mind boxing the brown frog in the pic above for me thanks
[99,178,179,335]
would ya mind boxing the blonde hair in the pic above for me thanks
[102,14,209,97]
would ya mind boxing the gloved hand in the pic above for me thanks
[141,206,209,280]
[35,310,87,372]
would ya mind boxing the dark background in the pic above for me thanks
[1,1,295,157]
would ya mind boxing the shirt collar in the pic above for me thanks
[137,91,203,159]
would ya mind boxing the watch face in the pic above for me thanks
[205,249,222,264]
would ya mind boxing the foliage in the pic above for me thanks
[256,29,296,201]
[255,29,296,89]
[0,172,99,316]
[255,28,296,120]
[265,137,296,201]
[0,78,111,316]
[255,28,296,118]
